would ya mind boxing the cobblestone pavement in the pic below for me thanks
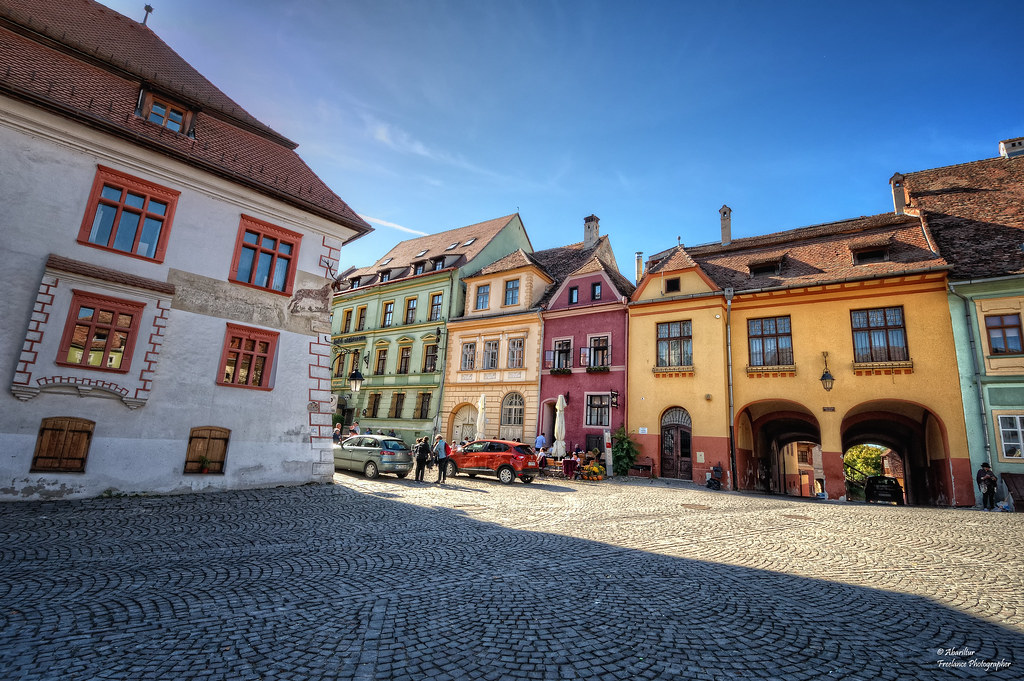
[1,473,1022,681]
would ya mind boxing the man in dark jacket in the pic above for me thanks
[433,434,449,484]
[977,462,998,511]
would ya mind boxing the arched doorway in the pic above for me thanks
[842,401,953,506]
[499,392,525,442]
[660,407,692,480]
[737,401,821,495]
[450,403,478,443]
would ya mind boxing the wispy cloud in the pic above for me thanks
[358,214,429,236]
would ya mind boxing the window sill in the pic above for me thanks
[76,237,165,264]
[549,368,572,375]
[228,278,293,297]
[745,364,796,375]
[216,381,274,391]
[652,365,694,376]
[852,359,914,375]
[586,366,610,373]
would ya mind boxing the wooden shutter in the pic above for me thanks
[31,417,94,472]
[185,426,230,473]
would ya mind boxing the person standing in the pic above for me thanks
[349,421,360,436]
[332,424,342,444]
[535,432,547,450]
[414,437,430,482]
[977,462,998,511]
[433,434,449,484]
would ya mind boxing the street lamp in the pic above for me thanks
[333,346,367,393]
[820,351,835,392]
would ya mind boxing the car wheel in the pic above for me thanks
[364,461,379,479]
[497,466,515,485]
[521,476,534,484]
[446,460,457,478]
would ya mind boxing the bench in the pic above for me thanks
[629,456,654,477]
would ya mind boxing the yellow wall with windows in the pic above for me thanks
[627,272,969,469]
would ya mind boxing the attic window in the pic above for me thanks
[414,261,426,275]
[350,277,361,288]
[380,258,392,266]
[416,249,428,257]
[433,258,445,271]
[749,261,782,277]
[665,277,681,293]
[853,247,889,265]
[463,238,476,246]
[136,90,195,137]
[380,272,390,282]
[446,243,459,251]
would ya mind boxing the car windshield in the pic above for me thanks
[381,439,407,451]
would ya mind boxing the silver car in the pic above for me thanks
[334,434,413,479]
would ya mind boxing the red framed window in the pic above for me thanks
[217,323,279,390]
[77,166,180,262]
[229,215,302,295]
[57,290,145,373]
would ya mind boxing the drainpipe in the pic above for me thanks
[949,283,993,468]
[725,287,737,490]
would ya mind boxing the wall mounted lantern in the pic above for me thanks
[820,351,835,392]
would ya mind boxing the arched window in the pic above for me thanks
[501,393,525,426]
[499,392,525,442]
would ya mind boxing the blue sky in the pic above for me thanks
[100,0,1024,280]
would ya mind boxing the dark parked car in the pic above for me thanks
[446,439,540,484]
[334,434,413,479]
[864,476,905,505]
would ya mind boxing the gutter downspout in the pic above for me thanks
[725,287,737,490]
[949,282,993,473]
[434,269,458,439]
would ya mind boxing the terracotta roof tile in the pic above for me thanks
[475,249,538,277]
[339,214,520,289]
[679,214,946,291]
[0,0,370,234]
[903,155,1024,279]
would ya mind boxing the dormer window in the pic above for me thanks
[380,271,390,282]
[433,259,445,271]
[414,262,425,275]
[350,277,361,288]
[463,238,476,246]
[137,90,194,137]
[853,247,889,265]
[748,258,782,277]
[446,242,458,251]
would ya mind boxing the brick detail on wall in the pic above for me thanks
[308,334,335,450]
[134,299,171,401]
[320,235,342,279]
[12,275,59,389]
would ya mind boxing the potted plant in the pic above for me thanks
[198,455,212,474]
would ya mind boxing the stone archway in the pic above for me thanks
[842,401,955,506]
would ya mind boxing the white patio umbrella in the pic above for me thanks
[474,393,487,441]
[551,394,567,459]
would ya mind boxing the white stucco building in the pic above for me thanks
[0,0,371,500]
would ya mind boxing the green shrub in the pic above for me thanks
[611,426,641,476]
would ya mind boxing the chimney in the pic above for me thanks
[1000,137,1024,158]
[889,173,906,215]
[584,214,600,249]
[635,252,644,283]
[720,205,732,245]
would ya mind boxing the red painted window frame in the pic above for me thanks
[56,290,145,373]
[228,215,302,296]
[217,323,280,391]
[77,166,180,263]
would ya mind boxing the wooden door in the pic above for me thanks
[660,408,693,480]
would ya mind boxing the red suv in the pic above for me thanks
[445,439,540,484]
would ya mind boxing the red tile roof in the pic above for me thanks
[646,213,947,292]
[902,155,1024,280]
[0,0,371,235]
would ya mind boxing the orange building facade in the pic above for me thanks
[627,209,974,506]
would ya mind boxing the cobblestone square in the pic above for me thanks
[1,474,1022,680]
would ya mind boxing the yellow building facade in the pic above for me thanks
[628,212,974,506]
